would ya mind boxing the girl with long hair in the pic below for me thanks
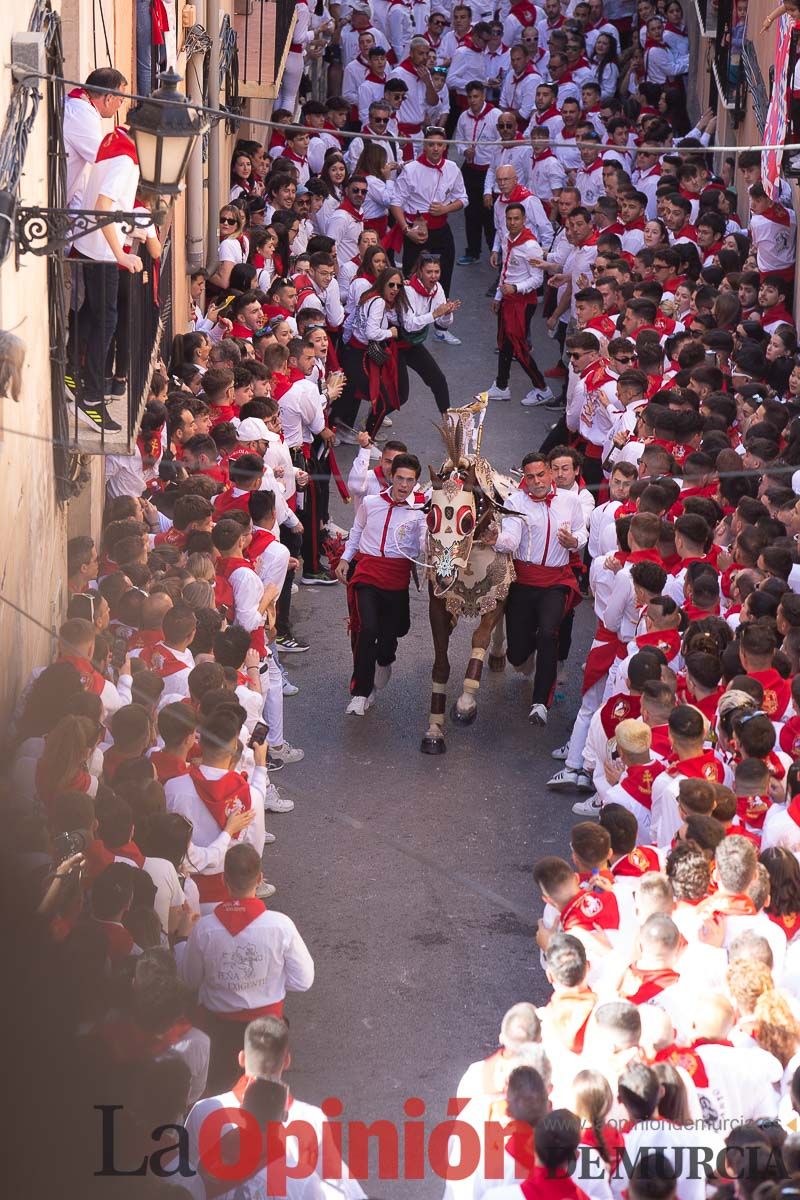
[571,1069,625,1179]
[229,150,255,202]
[268,211,301,278]
[591,33,620,101]
[353,142,393,239]
[337,267,408,438]
[316,152,348,233]
[35,715,102,809]
[248,227,279,291]
[168,331,211,379]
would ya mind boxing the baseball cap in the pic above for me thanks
[237,417,271,442]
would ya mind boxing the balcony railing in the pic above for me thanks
[711,0,747,124]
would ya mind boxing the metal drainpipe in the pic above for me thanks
[206,0,221,270]
[186,0,207,273]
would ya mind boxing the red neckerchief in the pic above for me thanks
[364,69,387,83]
[150,750,189,785]
[408,274,436,298]
[620,963,681,1004]
[217,553,254,579]
[109,840,145,868]
[510,0,540,24]
[505,228,536,249]
[214,896,265,936]
[417,153,445,171]
[188,765,251,832]
[337,196,364,221]
[512,62,536,82]
[127,628,162,653]
[141,641,189,678]
[543,985,596,1053]
[757,203,792,226]
[735,793,771,830]
[627,548,662,565]
[247,526,277,563]
[465,102,493,125]
[780,720,800,760]
[636,628,681,659]
[281,147,307,167]
[560,886,620,932]
[505,1127,536,1171]
[612,845,660,877]
[620,761,665,810]
[600,692,641,739]
[95,126,138,165]
[769,910,800,940]
[665,19,687,33]
[580,157,604,175]
[532,147,556,162]
[653,1044,709,1087]
[673,223,697,242]
[765,750,786,781]
[57,653,105,695]
[667,751,724,783]
[499,183,532,208]
[700,891,756,917]
[761,302,793,326]
[750,667,791,719]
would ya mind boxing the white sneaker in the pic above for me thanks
[264,785,295,813]
[434,328,461,345]
[487,383,511,401]
[382,416,393,427]
[290,584,299,596]
[282,679,299,696]
[547,767,582,790]
[263,830,277,844]
[551,742,570,760]
[256,880,277,899]
[374,663,392,690]
[529,703,548,725]
[269,741,305,764]
[346,693,374,715]
[572,794,603,817]
[521,387,555,407]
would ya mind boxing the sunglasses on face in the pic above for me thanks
[350,188,368,197]
[614,355,635,363]
[372,116,389,123]
[386,282,401,289]
[220,217,238,225]
[424,126,446,137]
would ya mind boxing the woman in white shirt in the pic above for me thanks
[248,227,278,292]
[336,266,407,438]
[315,152,348,234]
[591,34,620,101]
[229,149,256,202]
[208,205,250,292]
[139,811,201,936]
[343,245,389,337]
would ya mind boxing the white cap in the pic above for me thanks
[236,417,270,442]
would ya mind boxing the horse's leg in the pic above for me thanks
[452,605,500,725]
[488,600,507,672]
[421,588,452,754]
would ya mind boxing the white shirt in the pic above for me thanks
[403,277,453,331]
[484,141,531,196]
[454,104,501,170]
[495,231,544,295]
[179,903,314,1013]
[342,54,371,105]
[390,156,468,218]
[278,377,326,449]
[575,157,607,208]
[493,191,553,252]
[499,68,541,123]
[63,92,103,209]
[750,207,797,272]
[394,62,431,126]
[73,141,140,263]
[525,150,568,201]
[324,203,365,266]
[349,292,398,346]
[165,764,267,869]
[495,488,587,563]
[446,43,490,93]
[341,489,427,563]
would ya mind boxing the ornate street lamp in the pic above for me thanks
[127,69,208,198]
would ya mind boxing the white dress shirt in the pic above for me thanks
[390,156,468,220]
[341,489,426,563]
[324,204,365,266]
[495,488,587,563]
[278,378,326,449]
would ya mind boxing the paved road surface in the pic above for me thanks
[263,237,594,1197]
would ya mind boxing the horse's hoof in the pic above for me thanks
[451,702,477,726]
[421,735,446,754]
[488,653,506,673]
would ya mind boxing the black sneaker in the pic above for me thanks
[274,634,309,653]
[543,396,566,411]
[265,756,284,772]
[107,378,127,398]
[76,398,122,432]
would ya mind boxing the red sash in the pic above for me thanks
[350,554,412,591]
[150,750,189,785]
[653,1043,709,1088]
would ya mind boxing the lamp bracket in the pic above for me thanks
[15,206,144,256]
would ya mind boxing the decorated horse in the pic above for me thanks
[420,397,516,754]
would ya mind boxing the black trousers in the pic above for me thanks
[495,299,546,391]
[333,341,370,431]
[78,260,119,403]
[276,525,302,636]
[461,163,495,258]
[350,584,410,696]
[294,444,330,574]
[402,223,456,296]
[505,582,569,706]
[400,341,450,413]
[539,415,569,455]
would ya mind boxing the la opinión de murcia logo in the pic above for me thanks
[95,1100,775,1195]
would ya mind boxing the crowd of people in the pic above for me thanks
[17,0,800,1195]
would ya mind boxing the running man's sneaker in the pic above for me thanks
[264,785,294,813]
[274,634,309,653]
[346,693,375,716]
[300,569,337,586]
[521,386,555,407]
[76,398,122,432]
[382,417,393,427]
[487,383,511,401]
[433,328,461,345]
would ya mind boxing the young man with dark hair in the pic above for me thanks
[335,453,426,715]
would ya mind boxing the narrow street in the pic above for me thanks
[263,241,595,1196]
